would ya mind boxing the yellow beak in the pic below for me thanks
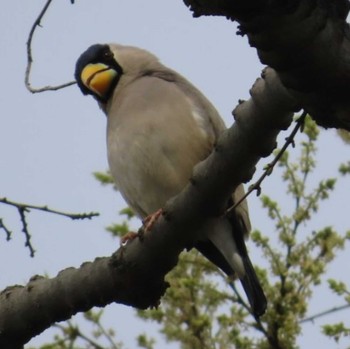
[81,63,118,98]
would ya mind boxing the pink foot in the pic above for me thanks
[120,231,138,245]
[142,208,163,232]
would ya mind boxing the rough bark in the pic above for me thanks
[184,0,350,130]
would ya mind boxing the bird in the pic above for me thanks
[75,43,267,317]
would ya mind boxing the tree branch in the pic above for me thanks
[300,303,350,324]
[0,197,99,221]
[0,218,12,241]
[0,197,99,257]
[25,0,76,93]
[0,67,298,347]
[183,0,350,130]
[6,0,348,346]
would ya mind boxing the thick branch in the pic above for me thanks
[0,68,298,347]
[184,0,350,130]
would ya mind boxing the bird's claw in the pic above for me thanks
[142,208,163,232]
[120,208,163,245]
[120,231,138,246]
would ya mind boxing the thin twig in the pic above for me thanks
[228,281,251,312]
[225,111,308,216]
[0,197,99,220]
[95,319,119,349]
[54,322,105,349]
[1,197,99,257]
[0,218,12,241]
[300,303,350,324]
[18,206,35,257]
[25,0,76,93]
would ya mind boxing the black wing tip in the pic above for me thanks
[241,275,267,318]
[252,296,268,318]
[240,257,268,318]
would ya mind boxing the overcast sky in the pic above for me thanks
[1,1,349,348]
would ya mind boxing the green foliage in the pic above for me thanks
[119,207,135,220]
[337,129,350,145]
[328,279,348,297]
[93,171,115,186]
[339,161,350,175]
[106,208,135,238]
[137,334,155,349]
[94,171,136,238]
[136,251,230,349]
[323,322,350,344]
[323,279,350,345]
[28,309,123,349]
[34,115,350,349]
[246,116,348,349]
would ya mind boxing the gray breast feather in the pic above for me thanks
[107,75,215,217]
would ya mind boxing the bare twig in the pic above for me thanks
[300,303,350,324]
[54,322,106,349]
[0,218,12,241]
[18,206,35,257]
[228,281,250,312]
[226,111,307,215]
[25,0,76,93]
[0,197,99,257]
[95,319,119,349]
[0,197,99,220]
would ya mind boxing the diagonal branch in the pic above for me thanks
[300,303,350,324]
[0,67,299,347]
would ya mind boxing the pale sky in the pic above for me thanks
[1,1,349,348]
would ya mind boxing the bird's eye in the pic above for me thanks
[103,50,113,60]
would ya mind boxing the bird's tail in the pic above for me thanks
[203,218,267,318]
[239,255,267,318]
[226,207,267,318]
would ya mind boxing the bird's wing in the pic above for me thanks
[159,69,252,236]
[157,70,266,317]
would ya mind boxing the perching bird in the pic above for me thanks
[75,43,267,317]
